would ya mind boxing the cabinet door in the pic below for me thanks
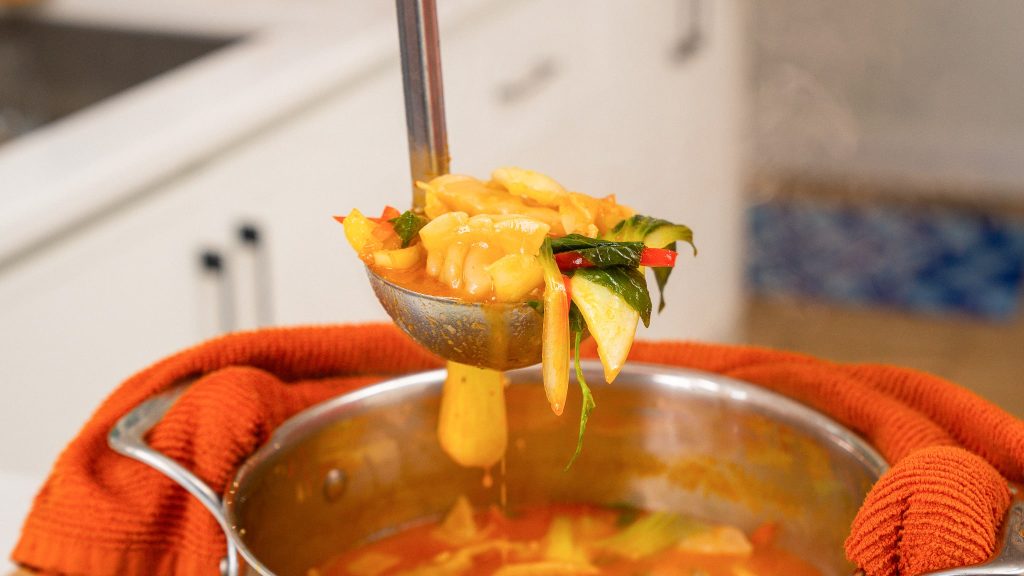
[0,185,232,475]
[145,65,410,328]
[442,0,591,176]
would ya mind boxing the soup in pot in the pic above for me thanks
[314,498,819,576]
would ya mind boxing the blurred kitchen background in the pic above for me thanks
[1,0,1022,559]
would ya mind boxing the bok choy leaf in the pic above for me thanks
[572,267,653,327]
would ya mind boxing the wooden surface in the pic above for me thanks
[742,295,1024,417]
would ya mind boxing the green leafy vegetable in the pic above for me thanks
[596,512,706,560]
[552,234,646,268]
[573,244,644,268]
[604,215,696,311]
[564,319,595,471]
[608,502,641,527]
[573,267,653,327]
[544,217,693,464]
[606,215,696,253]
[526,300,544,314]
[550,234,619,252]
[605,215,660,242]
[388,210,428,248]
[568,302,586,334]
[644,223,697,255]
[651,246,674,313]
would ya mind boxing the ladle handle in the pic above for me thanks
[396,0,449,211]
[108,383,242,576]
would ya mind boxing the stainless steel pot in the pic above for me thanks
[107,362,1023,576]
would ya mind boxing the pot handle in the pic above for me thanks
[919,499,1024,576]
[107,382,242,576]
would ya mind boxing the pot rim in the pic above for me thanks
[222,361,889,575]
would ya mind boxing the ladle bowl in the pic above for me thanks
[367,267,543,370]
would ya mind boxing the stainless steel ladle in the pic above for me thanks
[367,0,543,370]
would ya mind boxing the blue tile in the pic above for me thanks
[747,198,1024,320]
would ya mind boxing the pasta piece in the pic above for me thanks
[540,240,570,415]
[486,254,544,302]
[371,244,423,270]
[418,212,549,301]
[431,496,481,546]
[544,516,589,564]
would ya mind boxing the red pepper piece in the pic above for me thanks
[334,206,403,228]
[372,220,397,240]
[554,247,677,270]
[639,247,677,267]
[554,252,592,270]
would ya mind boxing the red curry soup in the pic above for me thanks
[314,498,819,576]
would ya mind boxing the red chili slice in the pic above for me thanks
[334,206,402,227]
[372,220,397,240]
[554,252,592,269]
[554,247,678,270]
[639,247,677,267]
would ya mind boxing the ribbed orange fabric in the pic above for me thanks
[11,324,1020,576]
[845,446,1012,576]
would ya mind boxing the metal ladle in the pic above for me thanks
[365,0,543,370]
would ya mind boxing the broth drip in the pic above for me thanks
[437,307,515,497]
[437,362,507,469]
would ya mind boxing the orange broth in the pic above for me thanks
[316,504,820,576]
[376,266,543,303]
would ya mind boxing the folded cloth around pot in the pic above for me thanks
[12,323,1024,576]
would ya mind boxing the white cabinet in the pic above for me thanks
[0,171,236,475]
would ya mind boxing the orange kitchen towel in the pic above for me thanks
[12,323,1022,576]
[845,445,1013,575]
